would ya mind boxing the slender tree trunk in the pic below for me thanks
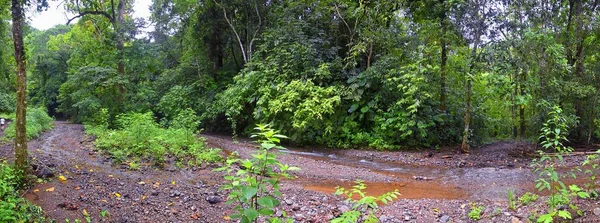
[116,0,125,75]
[511,74,517,138]
[12,0,29,176]
[440,11,448,112]
[519,73,526,138]
[461,77,472,153]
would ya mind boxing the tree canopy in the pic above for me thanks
[2,0,600,150]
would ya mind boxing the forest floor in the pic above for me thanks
[0,121,599,223]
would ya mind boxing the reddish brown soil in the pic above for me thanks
[0,123,598,223]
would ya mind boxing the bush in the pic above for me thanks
[216,124,298,223]
[3,107,54,140]
[86,111,221,166]
[0,162,46,222]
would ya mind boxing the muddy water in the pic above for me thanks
[277,149,537,201]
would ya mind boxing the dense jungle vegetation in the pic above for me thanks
[0,0,599,152]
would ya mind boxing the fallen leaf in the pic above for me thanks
[108,175,114,178]
[58,175,67,181]
[171,181,176,185]
[101,199,108,203]
[75,165,80,169]
[89,169,94,172]
[45,187,55,192]
[114,192,121,198]
[141,195,147,200]
[223,216,231,220]
[33,189,39,192]
[82,209,89,217]
[137,181,145,185]
[74,187,81,190]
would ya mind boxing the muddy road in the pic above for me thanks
[0,122,598,222]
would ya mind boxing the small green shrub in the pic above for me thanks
[332,180,400,223]
[518,192,539,206]
[532,104,589,223]
[3,107,54,140]
[0,162,47,222]
[507,190,516,210]
[86,111,221,167]
[468,204,484,221]
[216,124,298,223]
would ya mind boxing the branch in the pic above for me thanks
[67,11,113,24]
[248,0,263,60]
[213,0,247,63]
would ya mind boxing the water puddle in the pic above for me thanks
[299,179,466,200]
[210,135,596,201]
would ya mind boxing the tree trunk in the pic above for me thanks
[519,73,526,138]
[461,78,472,153]
[116,0,125,75]
[12,0,29,176]
[511,74,517,138]
[439,0,448,112]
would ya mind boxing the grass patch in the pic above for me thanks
[2,107,54,140]
[85,111,222,167]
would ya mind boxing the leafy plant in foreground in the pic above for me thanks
[0,162,47,222]
[507,190,516,210]
[332,180,400,223]
[216,124,299,223]
[468,204,484,221]
[518,192,539,206]
[531,105,589,223]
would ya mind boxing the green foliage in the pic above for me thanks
[0,92,15,114]
[518,192,539,206]
[3,107,54,140]
[468,204,484,221]
[332,180,400,223]
[0,162,47,222]
[507,190,516,210]
[216,124,298,223]
[157,85,194,122]
[531,104,589,223]
[86,111,221,166]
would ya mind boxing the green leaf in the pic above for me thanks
[258,196,280,208]
[537,213,553,223]
[242,187,258,200]
[557,210,571,219]
[244,208,259,222]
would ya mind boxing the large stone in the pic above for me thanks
[206,196,221,204]
[593,207,600,216]
[440,215,451,223]
[34,167,55,179]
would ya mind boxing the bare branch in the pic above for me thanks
[213,0,248,63]
[67,10,113,24]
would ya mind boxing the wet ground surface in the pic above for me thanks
[0,123,598,222]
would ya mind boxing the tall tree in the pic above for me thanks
[11,0,28,175]
[65,0,129,76]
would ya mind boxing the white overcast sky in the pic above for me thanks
[28,0,152,31]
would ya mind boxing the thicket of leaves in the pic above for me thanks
[0,162,47,222]
[2,107,54,140]
[0,0,596,150]
[85,109,222,166]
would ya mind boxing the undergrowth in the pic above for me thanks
[0,162,47,222]
[85,109,222,167]
[2,107,54,140]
